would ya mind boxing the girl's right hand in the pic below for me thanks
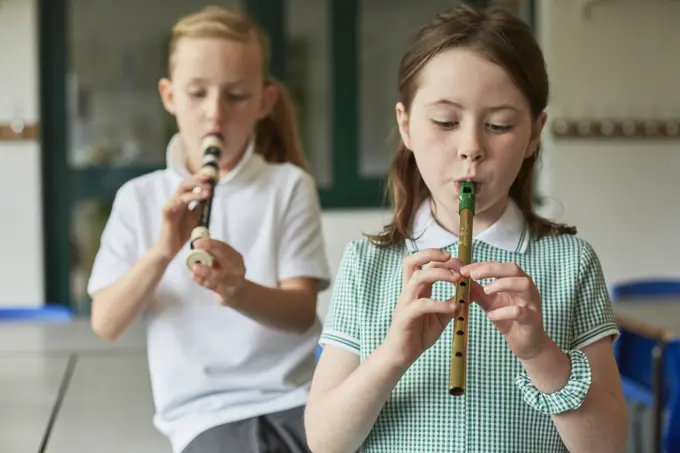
[383,248,461,369]
[153,173,214,260]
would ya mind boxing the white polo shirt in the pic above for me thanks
[88,134,331,453]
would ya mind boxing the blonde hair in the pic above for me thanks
[168,5,307,170]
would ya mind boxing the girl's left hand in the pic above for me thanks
[459,261,549,361]
[190,238,246,305]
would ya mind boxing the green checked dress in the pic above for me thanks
[319,199,620,453]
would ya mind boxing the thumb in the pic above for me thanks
[446,257,465,270]
[447,259,494,311]
[470,284,495,312]
[162,199,182,219]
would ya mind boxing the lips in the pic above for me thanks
[454,180,481,194]
[204,130,224,139]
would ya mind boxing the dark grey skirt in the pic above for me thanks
[182,406,310,453]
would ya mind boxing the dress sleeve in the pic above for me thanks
[570,240,620,350]
[319,241,362,355]
[514,240,619,415]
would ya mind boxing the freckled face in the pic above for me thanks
[396,48,544,217]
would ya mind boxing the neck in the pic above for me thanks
[430,194,509,238]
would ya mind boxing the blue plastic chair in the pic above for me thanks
[0,304,74,323]
[611,279,680,453]
[611,279,680,301]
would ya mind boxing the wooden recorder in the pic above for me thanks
[449,181,476,396]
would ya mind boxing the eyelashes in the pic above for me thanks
[187,91,250,102]
[430,120,514,134]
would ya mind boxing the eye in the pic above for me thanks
[188,90,206,99]
[487,123,513,134]
[431,119,458,130]
[226,92,250,102]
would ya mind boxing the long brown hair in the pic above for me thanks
[168,6,307,170]
[369,5,575,248]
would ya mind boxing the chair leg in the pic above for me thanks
[631,403,644,453]
[652,342,666,453]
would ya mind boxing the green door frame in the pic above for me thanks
[37,0,534,308]
[39,0,70,306]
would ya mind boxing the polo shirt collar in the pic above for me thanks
[165,133,257,185]
[408,197,530,254]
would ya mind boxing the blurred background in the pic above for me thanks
[0,0,679,452]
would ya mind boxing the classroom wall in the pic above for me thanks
[1,0,679,312]
[535,0,680,292]
[0,0,44,307]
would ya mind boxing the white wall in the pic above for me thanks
[536,0,680,288]
[0,0,44,307]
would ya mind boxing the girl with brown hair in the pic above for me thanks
[306,5,626,453]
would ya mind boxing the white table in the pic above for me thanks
[0,317,168,452]
[614,297,680,341]
[0,317,146,354]
[0,355,70,453]
[45,353,169,453]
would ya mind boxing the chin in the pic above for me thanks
[478,194,512,214]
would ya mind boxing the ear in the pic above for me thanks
[395,102,412,150]
[258,82,279,120]
[158,78,176,115]
[526,111,547,158]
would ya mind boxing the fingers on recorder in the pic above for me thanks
[402,267,461,303]
[402,249,452,283]
[163,174,212,215]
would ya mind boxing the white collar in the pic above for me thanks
[408,198,530,254]
[165,133,257,185]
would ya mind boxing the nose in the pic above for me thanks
[205,92,226,124]
[458,148,483,162]
[457,124,485,162]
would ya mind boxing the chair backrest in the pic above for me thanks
[610,278,680,380]
[611,279,680,301]
[616,331,672,393]
[611,278,680,391]
[664,348,680,453]
[611,279,680,452]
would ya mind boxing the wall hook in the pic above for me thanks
[582,0,610,19]
[550,117,680,140]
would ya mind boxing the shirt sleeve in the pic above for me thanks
[86,183,140,297]
[277,171,331,291]
[319,241,361,355]
[570,240,620,350]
